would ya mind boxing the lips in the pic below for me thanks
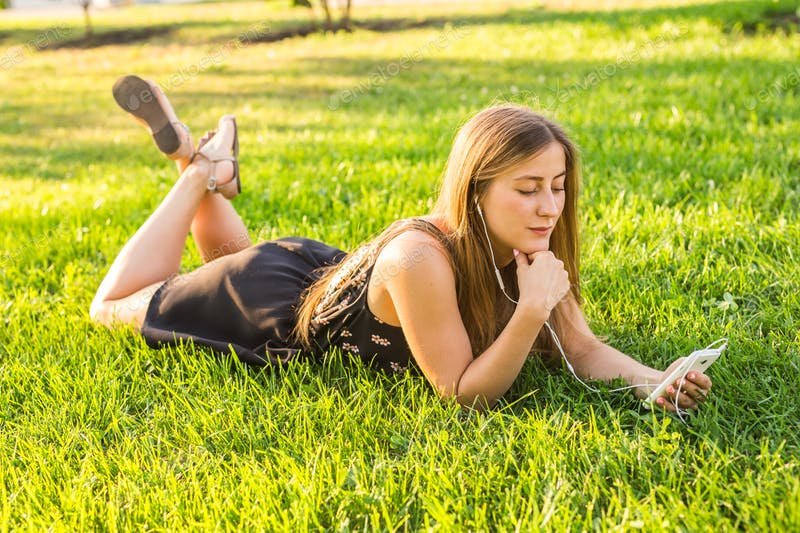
[529,226,552,235]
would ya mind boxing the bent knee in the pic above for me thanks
[89,293,150,330]
[89,299,111,327]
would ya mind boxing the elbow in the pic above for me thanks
[456,394,495,413]
[452,379,497,413]
[443,370,497,413]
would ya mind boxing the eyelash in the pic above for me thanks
[518,188,566,196]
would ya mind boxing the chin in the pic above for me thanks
[524,238,550,254]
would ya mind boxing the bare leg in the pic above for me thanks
[90,115,251,329]
[90,159,213,327]
[174,155,252,263]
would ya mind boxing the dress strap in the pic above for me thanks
[407,217,449,238]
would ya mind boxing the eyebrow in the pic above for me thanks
[513,171,567,181]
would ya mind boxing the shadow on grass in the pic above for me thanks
[726,4,800,34]
[47,25,174,49]
[3,51,797,198]
[1,0,794,50]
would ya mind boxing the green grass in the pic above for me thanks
[2,0,800,529]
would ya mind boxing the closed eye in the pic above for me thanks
[518,188,566,196]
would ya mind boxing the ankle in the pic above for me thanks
[181,157,212,189]
[175,154,194,174]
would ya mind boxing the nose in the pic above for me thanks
[537,189,560,218]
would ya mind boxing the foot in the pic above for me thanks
[112,75,194,160]
[192,115,240,199]
[195,129,217,153]
[192,129,228,186]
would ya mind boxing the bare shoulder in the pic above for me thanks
[368,228,454,325]
[375,228,453,280]
[371,224,472,399]
[374,215,453,276]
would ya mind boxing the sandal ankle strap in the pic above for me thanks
[206,155,236,192]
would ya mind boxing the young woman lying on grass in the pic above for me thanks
[90,75,712,412]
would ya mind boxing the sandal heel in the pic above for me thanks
[152,124,181,155]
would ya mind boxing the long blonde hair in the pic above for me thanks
[290,103,582,362]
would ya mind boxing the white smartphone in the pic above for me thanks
[642,339,727,409]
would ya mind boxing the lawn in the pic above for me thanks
[1,0,799,529]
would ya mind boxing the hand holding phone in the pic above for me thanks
[642,339,727,410]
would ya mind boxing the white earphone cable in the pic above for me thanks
[474,196,714,418]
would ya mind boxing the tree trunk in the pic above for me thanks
[82,1,93,37]
[341,0,352,31]
[319,0,333,32]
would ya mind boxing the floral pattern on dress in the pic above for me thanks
[309,254,416,372]
[371,334,391,347]
[389,361,408,373]
[341,342,360,354]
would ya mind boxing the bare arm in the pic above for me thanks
[557,293,712,410]
[456,305,547,411]
[384,233,547,412]
[383,233,711,413]
[557,294,660,386]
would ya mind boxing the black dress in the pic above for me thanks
[139,230,421,376]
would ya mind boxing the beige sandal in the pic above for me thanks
[192,115,240,199]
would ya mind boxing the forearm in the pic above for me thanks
[456,306,545,411]
[572,340,660,388]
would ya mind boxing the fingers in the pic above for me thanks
[513,248,529,267]
[668,383,704,404]
[654,372,714,412]
[655,379,709,412]
[666,385,699,409]
[686,372,712,390]
[529,250,554,261]
[655,393,697,412]
[671,373,712,403]
[655,396,677,412]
